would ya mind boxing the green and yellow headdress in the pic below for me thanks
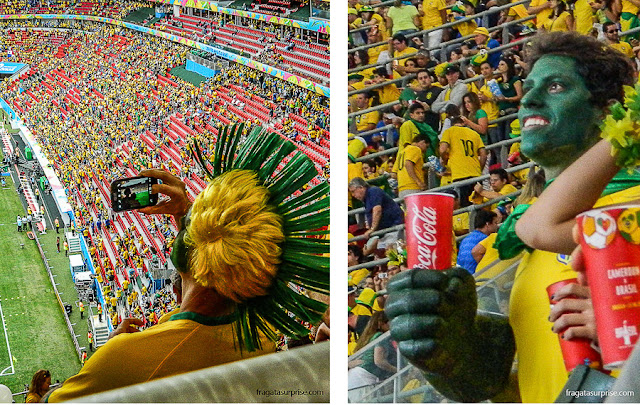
[173,123,329,351]
[601,82,640,171]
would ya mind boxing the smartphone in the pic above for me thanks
[378,272,388,279]
[110,176,159,212]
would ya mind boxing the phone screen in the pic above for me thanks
[111,176,158,212]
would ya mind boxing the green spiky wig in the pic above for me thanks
[171,123,329,351]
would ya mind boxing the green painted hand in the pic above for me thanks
[385,267,516,402]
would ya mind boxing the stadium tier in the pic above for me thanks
[0,1,329,400]
[347,0,640,403]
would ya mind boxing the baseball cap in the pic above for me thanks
[444,64,461,74]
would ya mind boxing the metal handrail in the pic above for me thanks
[348,35,530,96]
[348,160,534,217]
[348,0,530,54]
[347,189,523,252]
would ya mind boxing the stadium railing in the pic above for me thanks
[32,225,84,361]
[72,341,330,403]
[348,0,530,57]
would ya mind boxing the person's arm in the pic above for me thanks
[606,0,622,22]
[566,13,575,31]
[431,90,450,113]
[528,0,551,14]
[366,205,383,237]
[473,183,502,199]
[478,147,487,170]
[448,83,468,108]
[138,169,191,226]
[471,242,487,264]
[405,159,426,189]
[515,139,622,254]
[374,346,397,373]
[439,141,450,164]
[461,115,488,135]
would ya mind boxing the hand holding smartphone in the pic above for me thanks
[111,176,160,212]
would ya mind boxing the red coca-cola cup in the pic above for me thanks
[547,279,604,372]
[405,192,454,270]
[577,205,640,369]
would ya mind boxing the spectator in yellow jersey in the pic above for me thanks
[396,133,431,198]
[420,0,448,49]
[439,116,488,207]
[471,168,518,208]
[397,103,439,156]
[354,92,380,134]
[603,21,634,57]
[542,0,575,31]
[528,0,554,29]
[387,33,419,70]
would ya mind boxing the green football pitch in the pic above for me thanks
[0,166,80,398]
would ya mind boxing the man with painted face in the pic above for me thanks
[385,32,636,403]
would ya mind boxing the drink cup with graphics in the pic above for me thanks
[547,279,605,372]
[405,192,454,270]
[577,206,640,369]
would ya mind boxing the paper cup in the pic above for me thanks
[405,192,454,270]
[547,279,604,372]
[577,205,640,369]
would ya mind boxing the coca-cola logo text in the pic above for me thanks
[411,206,438,269]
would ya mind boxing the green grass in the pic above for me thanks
[0,158,80,398]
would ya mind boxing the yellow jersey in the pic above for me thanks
[440,126,485,180]
[529,0,553,29]
[394,46,419,66]
[396,145,425,192]
[509,185,640,403]
[355,110,380,133]
[573,0,595,35]
[610,41,635,58]
[422,0,447,28]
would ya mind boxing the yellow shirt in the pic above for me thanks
[422,0,447,28]
[394,46,419,66]
[454,20,478,37]
[397,145,425,192]
[440,126,485,180]
[622,0,639,15]
[610,41,635,58]
[48,315,275,402]
[510,185,640,403]
[544,11,572,32]
[375,83,401,105]
[573,0,595,35]
[355,110,381,133]
[508,2,532,23]
[398,120,421,154]
[453,211,470,235]
[529,0,553,28]
[368,44,387,66]
[348,269,370,287]
[478,83,499,127]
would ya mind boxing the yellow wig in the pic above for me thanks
[185,170,285,302]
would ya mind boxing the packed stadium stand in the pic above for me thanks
[347,0,640,402]
[0,0,329,400]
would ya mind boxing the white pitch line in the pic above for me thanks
[0,300,14,376]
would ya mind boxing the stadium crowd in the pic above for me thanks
[0,18,328,349]
[347,0,640,400]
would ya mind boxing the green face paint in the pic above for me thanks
[519,55,601,178]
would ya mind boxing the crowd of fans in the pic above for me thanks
[346,0,640,397]
[0,0,153,19]
[0,17,328,350]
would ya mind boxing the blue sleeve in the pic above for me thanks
[367,187,384,209]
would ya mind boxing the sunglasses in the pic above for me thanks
[607,30,618,33]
